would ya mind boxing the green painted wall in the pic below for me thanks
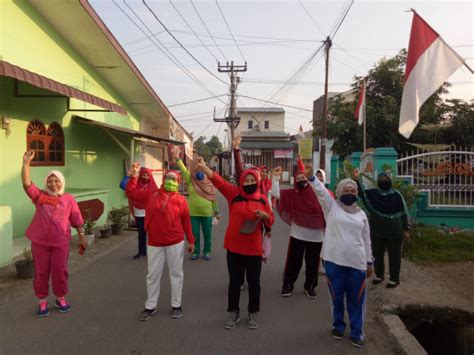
[0,1,147,240]
[0,206,13,267]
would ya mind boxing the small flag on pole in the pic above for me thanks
[298,125,305,138]
[399,11,465,138]
[354,79,366,126]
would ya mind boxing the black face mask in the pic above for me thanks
[297,181,308,189]
[339,194,358,206]
[377,179,392,190]
[243,184,258,195]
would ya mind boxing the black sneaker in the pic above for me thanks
[304,288,317,299]
[139,308,157,321]
[351,338,363,348]
[170,307,183,319]
[372,277,383,285]
[281,284,292,297]
[386,281,400,289]
[133,254,145,260]
[331,329,344,340]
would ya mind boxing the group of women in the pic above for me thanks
[21,142,409,349]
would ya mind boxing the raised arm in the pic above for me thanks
[296,154,305,173]
[308,174,335,214]
[233,135,243,184]
[22,151,35,189]
[196,158,237,200]
[176,157,191,185]
[125,163,149,204]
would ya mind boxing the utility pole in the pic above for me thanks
[319,36,332,170]
[214,61,247,176]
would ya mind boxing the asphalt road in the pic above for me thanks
[0,194,370,355]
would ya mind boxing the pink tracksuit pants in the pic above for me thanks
[31,242,69,299]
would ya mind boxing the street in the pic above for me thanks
[0,194,371,355]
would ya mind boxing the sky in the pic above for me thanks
[90,0,473,145]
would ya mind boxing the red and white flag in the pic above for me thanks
[298,124,305,138]
[354,79,366,126]
[399,11,464,138]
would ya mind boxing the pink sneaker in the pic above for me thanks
[55,297,71,313]
[37,301,50,317]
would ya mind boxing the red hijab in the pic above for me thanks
[129,167,157,209]
[276,171,325,229]
[239,169,262,201]
[259,165,272,194]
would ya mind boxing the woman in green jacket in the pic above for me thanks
[175,152,220,260]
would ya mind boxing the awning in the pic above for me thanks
[0,60,127,115]
[240,141,294,150]
[73,116,183,145]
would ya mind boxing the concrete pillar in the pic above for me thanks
[330,154,340,190]
[0,206,13,267]
[350,151,362,169]
[373,147,398,178]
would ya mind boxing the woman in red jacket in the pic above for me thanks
[197,158,274,331]
[126,163,195,321]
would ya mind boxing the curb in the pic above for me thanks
[381,314,427,355]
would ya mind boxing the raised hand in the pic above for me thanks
[353,168,360,180]
[296,154,302,161]
[128,162,140,177]
[232,135,242,149]
[23,150,35,164]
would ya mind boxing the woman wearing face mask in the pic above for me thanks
[174,151,220,260]
[354,170,409,288]
[126,163,195,321]
[126,167,153,259]
[272,167,327,299]
[308,176,373,348]
[21,151,87,317]
[196,158,274,331]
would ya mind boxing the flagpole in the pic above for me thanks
[363,81,367,151]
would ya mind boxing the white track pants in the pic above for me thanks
[145,241,184,310]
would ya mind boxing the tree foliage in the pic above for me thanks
[327,49,471,158]
[194,135,223,162]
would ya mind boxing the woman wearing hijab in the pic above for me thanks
[354,170,410,288]
[126,167,153,259]
[21,151,87,317]
[126,163,195,321]
[196,158,274,330]
[174,152,220,260]
[308,175,373,348]
[272,166,326,299]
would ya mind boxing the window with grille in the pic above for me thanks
[26,120,65,166]
[248,120,253,129]
[264,120,269,129]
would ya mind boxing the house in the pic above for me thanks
[235,107,293,182]
[0,0,191,267]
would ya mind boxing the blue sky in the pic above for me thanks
[90,0,473,143]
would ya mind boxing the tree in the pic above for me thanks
[327,49,453,157]
[442,99,474,147]
[193,135,223,162]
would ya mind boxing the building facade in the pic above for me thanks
[0,0,190,266]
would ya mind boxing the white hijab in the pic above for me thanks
[335,178,360,214]
[44,170,65,196]
[316,169,327,184]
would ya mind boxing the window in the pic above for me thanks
[27,120,65,166]
[248,120,253,129]
[264,120,269,129]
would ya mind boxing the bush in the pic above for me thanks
[107,205,129,227]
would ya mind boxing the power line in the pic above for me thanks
[190,0,227,62]
[168,94,227,107]
[215,0,246,62]
[298,0,326,37]
[116,0,227,105]
[168,0,220,63]
[243,78,351,86]
[142,0,228,85]
[330,0,354,40]
[239,95,313,112]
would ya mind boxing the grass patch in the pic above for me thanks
[403,226,474,263]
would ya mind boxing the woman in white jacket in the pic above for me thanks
[309,176,373,348]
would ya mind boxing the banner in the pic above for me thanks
[274,149,293,159]
[298,139,313,160]
[241,149,262,156]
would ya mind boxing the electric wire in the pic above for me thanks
[215,0,246,62]
[239,95,313,112]
[298,0,326,37]
[142,0,228,85]
[168,94,227,107]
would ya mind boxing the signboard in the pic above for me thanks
[241,149,262,156]
[274,149,293,159]
[298,139,313,160]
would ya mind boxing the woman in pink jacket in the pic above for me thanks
[22,151,87,317]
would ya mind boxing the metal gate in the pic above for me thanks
[397,147,474,207]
